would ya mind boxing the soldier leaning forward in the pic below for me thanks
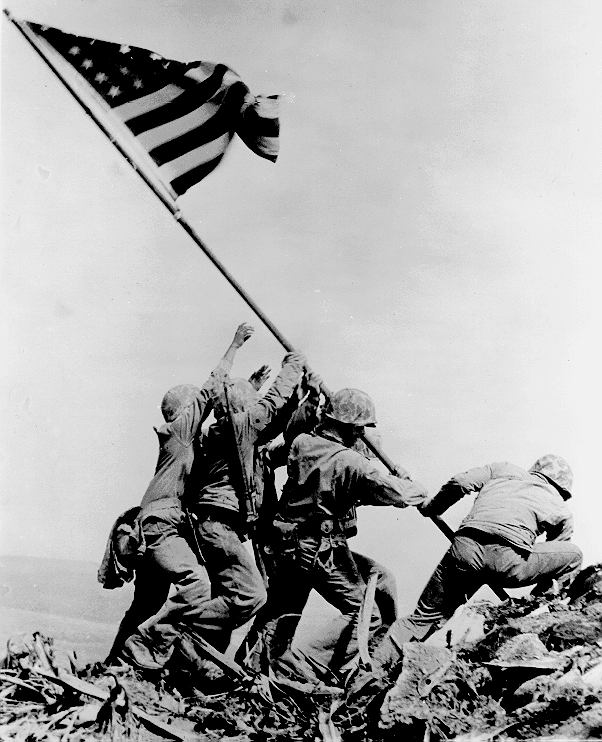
[256,388,428,681]
[371,454,583,670]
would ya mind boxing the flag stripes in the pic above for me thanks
[21,21,279,197]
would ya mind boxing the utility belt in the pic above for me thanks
[272,516,346,541]
[190,505,244,534]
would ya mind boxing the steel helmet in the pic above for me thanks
[529,454,573,498]
[324,388,377,427]
[161,384,201,422]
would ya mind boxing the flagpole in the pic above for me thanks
[6,11,508,599]
[4,8,297,354]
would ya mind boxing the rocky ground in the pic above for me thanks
[2,564,602,741]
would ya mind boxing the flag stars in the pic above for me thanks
[150,52,162,61]
[68,46,80,56]
[81,59,93,69]
[119,45,131,54]
[95,72,108,83]
[108,86,121,98]
[119,66,130,75]
[133,78,143,89]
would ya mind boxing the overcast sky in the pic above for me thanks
[2,0,601,612]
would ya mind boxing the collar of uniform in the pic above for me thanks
[315,428,347,447]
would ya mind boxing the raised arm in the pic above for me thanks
[191,323,255,428]
[217,322,254,372]
[248,352,307,433]
[353,455,428,508]
[419,464,496,517]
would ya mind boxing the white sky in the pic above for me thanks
[1,0,601,612]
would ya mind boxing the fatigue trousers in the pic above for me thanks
[373,529,583,666]
[260,534,382,677]
[185,511,267,652]
[119,507,266,669]
[295,551,397,669]
[108,502,211,667]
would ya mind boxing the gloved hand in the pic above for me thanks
[282,352,307,370]
[417,496,439,517]
[417,481,459,517]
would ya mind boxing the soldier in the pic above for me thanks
[106,323,255,669]
[237,380,400,672]
[372,454,583,668]
[160,350,307,655]
[258,388,428,681]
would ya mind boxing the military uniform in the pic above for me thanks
[109,372,229,667]
[374,456,583,665]
[260,427,428,676]
[174,354,305,653]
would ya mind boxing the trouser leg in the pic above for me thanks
[372,536,486,668]
[307,537,381,671]
[261,560,314,675]
[185,516,267,652]
[106,560,171,662]
[298,551,384,669]
[123,506,211,669]
[484,540,583,589]
[234,543,313,673]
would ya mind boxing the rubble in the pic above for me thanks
[2,565,602,740]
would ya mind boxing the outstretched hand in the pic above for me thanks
[248,364,271,391]
[232,323,254,349]
[417,496,437,517]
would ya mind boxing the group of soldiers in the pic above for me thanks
[99,322,583,689]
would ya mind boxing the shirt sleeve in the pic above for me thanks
[426,461,524,516]
[246,357,304,436]
[351,455,428,508]
[424,463,495,516]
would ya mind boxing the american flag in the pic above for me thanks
[19,20,280,197]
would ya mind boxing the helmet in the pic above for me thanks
[529,454,573,497]
[226,378,260,413]
[324,388,377,427]
[161,384,201,422]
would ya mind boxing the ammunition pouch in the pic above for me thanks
[268,518,300,558]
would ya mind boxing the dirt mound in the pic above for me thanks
[2,565,602,741]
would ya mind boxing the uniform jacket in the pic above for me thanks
[138,359,232,512]
[189,357,304,527]
[277,432,428,532]
[430,461,574,552]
